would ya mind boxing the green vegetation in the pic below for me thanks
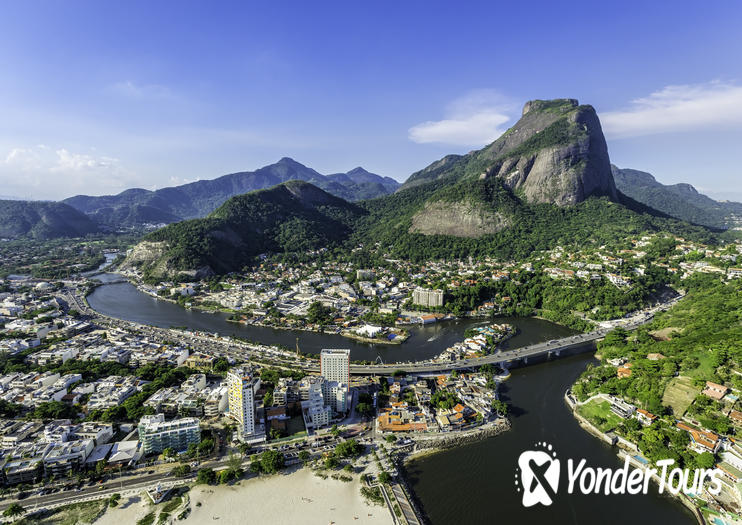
[360,486,385,505]
[137,511,157,525]
[357,173,714,266]
[196,468,216,484]
[171,464,191,477]
[490,399,509,416]
[0,200,99,240]
[431,389,459,410]
[334,439,364,458]
[576,399,624,433]
[614,167,742,229]
[573,276,742,416]
[378,471,392,484]
[496,119,573,162]
[3,502,24,517]
[251,450,285,474]
[139,181,365,276]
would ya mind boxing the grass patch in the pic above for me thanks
[663,376,701,416]
[159,496,182,514]
[649,326,681,341]
[136,511,156,525]
[14,500,107,525]
[360,486,384,506]
[688,352,719,380]
[576,399,623,432]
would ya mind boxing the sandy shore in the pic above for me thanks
[94,467,392,525]
[93,493,154,525]
[185,468,392,525]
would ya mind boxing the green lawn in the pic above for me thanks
[577,399,623,432]
[688,352,719,380]
[663,376,701,416]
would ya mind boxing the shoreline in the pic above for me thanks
[397,419,512,524]
[402,419,512,464]
[564,391,706,525]
[97,274,584,349]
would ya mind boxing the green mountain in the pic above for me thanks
[612,165,742,229]
[125,98,718,275]
[122,181,365,277]
[63,158,398,228]
[0,200,99,240]
[352,99,713,260]
[369,99,618,241]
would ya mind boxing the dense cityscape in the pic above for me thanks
[2,3,742,524]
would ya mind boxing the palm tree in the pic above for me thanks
[3,503,25,518]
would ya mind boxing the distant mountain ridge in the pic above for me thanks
[0,200,99,240]
[122,180,365,277]
[612,166,742,229]
[63,158,398,228]
[122,98,719,277]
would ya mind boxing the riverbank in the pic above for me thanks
[342,330,409,345]
[564,391,706,525]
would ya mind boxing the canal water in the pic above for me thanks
[87,275,694,524]
[405,353,695,525]
[87,274,574,363]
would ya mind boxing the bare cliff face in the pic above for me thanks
[409,201,509,237]
[479,99,617,206]
[403,99,618,238]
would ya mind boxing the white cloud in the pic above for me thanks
[601,81,742,139]
[408,90,514,147]
[52,148,120,172]
[1,145,134,199]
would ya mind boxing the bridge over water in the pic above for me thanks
[310,313,661,375]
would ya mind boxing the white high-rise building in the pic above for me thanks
[412,287,444,308]
[320,349,350,415]
[227,367,261,440]
[320,349,350,385]
[301,376,331,429]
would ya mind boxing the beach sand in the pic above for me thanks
[93,467,392,525]
[184,468,392,525]
[93,493,154,525]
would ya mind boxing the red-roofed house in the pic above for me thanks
[702,381,729,401]
[636,409,657,426]
[677,422,722,453]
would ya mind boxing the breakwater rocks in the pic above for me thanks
[414,419,511,452]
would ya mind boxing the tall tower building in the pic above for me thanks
[320,349,350,414]
[227,367,261,440]
[320,349,350,385]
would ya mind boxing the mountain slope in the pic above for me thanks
[0,200,99,240]
[64,158,398,228]
[122,181,365,278]
[351,98,714,260]
[612,166,742,229]
[400,99,617,206]
[391,99,618,239]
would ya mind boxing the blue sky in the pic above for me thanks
[1,0,741,201]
